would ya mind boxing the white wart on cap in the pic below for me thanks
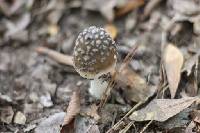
[73,26,117,79]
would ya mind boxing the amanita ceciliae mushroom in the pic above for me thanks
[73,26,117,99]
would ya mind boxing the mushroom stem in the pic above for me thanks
[89,77,110,99]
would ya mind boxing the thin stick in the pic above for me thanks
[99,45,139,108]
[139,120,153,133]
[106,100,144,133]
[35,46,73,66]
[119,121,134,133]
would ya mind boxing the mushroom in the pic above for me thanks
[73,26,117,99]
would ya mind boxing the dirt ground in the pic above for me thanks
[0,0,200,133]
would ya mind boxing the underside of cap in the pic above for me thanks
[75,60,116,79]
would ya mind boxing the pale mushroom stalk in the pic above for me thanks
[73,26,117,99]
[89,77,109,99]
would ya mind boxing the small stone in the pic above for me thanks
[40,93,53,107]
[14,111,26,125]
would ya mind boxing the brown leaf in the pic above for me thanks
[115,0,144,18]
[163,44,184,98]
[80,104,100,121]
[63,91,80,125]
[115,66,156,102]
[168,0,200,16]
[104,24,118,39]
[60,91,80,133]
[191,110,200,124]
[129,97,199,122]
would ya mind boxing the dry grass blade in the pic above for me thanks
[99,45,138,108]
[36,46,73,66]
[119,121,134,133]
[139,120,153,133]
[63,90,80,126]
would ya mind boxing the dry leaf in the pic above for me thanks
[163,44,184,98]
[83,0,117,21]
[183,53,199,76]
[168,0,200,16]
[115,0,144,17]
[129,97,199,122]
[80,104,100,121]
[75,116,100,133]
[5,13,30,38]
[185,121,196,133]
[104,24,118,39]
[35,112,66,133]
[60,91,80,133]
[191,110,200,124]
[63,91,80,125]
[115,66,156,102]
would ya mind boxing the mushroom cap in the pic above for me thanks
[73,26,117,79]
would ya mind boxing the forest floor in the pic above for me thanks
[0,0,200,133]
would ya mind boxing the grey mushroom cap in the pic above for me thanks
[73,26,117,79]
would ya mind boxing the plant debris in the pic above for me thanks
[1,0,200,132]
[129,97,199,122]
[163,43,184,98]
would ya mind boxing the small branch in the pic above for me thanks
[139,120,153,133]
[106,100,144,133]
[35,46,73,66]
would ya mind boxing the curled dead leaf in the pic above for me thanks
[60,90,80,133]
[163,43,184,98]
[63,91,80,125]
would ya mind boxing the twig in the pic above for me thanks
[99,44,139,108]
[106,100,144,133]
[119,121,134,133]
[35,46,73,66]
[139,120,153,133]
[143,0,162,19]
